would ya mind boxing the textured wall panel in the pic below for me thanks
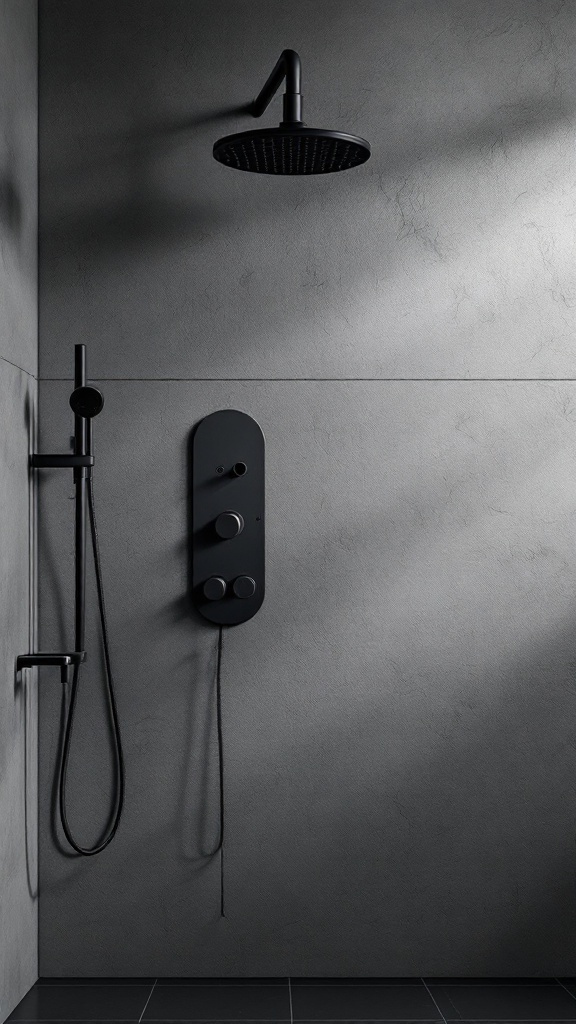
[0,0,37,377]
[39,0,576,381]
[38,379,576,975]
[0,361,38,1018]
[0,0,38,1015]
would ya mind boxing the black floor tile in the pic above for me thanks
[143,986,291,1020]
[432,984,576,1020]
[291,981,424,987]
[291,985,439,1020]
[424,979,559,987]
[158,980,288,987]
[8,984,152,1020]
[36,979,156,986]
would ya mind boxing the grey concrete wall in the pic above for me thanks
[0,0,38,1017]
[38,0,576,975]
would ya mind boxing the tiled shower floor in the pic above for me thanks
[8,978,576,1024]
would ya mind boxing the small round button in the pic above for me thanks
[215,510,244,539]
[232,575,256,599]
[203,576,227,601]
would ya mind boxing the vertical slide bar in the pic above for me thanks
[74,344,86,652]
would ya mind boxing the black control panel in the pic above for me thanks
[192,410,265,625]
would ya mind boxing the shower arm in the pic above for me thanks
[251,49,303,125]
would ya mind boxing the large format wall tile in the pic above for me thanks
[0,0,38,1017]
[38,379,576,975]
[0,359,37,1018]
[39,0,576,381]
[0,0,37,377]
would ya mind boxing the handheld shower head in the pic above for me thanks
[213,50,370,175]
[69,385,104,419]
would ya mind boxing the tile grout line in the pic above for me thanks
[138,978,158,1023]
[39,377,576,383]
[421,977,448,1024]
[288,976,294,1024]
[556,978,576,1003]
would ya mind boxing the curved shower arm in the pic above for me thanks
[251,49,303,124]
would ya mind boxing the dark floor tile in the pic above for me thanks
[432,984,576,1020]
[158,980,288,987]
[36,979,156,986]
[424,979,559,986]
[8,984,152,1020]
[291,981,424,987]
[143,986,290,1020]
[291,985,438,1021]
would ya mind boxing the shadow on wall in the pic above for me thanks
[39,0,576,265]
[0,168,22,237]
[42,398,576,970]
[40,96,571,261]
[41,611,576,973]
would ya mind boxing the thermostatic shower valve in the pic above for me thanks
[192,409,265,625]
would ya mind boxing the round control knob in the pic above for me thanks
[215,510,244,540]
[232,575,256,600]
[203,576,227,601]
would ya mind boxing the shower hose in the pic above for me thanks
[58,476,125,856]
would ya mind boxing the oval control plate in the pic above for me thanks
[192,409,265,625]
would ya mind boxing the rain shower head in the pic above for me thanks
[213,50,370,175]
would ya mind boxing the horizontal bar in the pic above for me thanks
[31,454,94,469]
[16,652,86,670]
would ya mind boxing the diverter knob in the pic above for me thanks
[203,576,227,601]
[232,575,256,599]
[215,510,244,540]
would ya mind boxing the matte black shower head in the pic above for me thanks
[213,50,370,175]
[69,385,104,419]
[213,126,370,175]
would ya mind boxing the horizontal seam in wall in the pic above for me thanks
[39,376,576,383]
[1,354,38,379]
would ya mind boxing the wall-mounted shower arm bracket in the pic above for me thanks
[17,653,86,670]
[16,652,86,686]
[31,454,94,469]
[252,48,303,124]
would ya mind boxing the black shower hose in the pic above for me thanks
[58,476,125,856]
